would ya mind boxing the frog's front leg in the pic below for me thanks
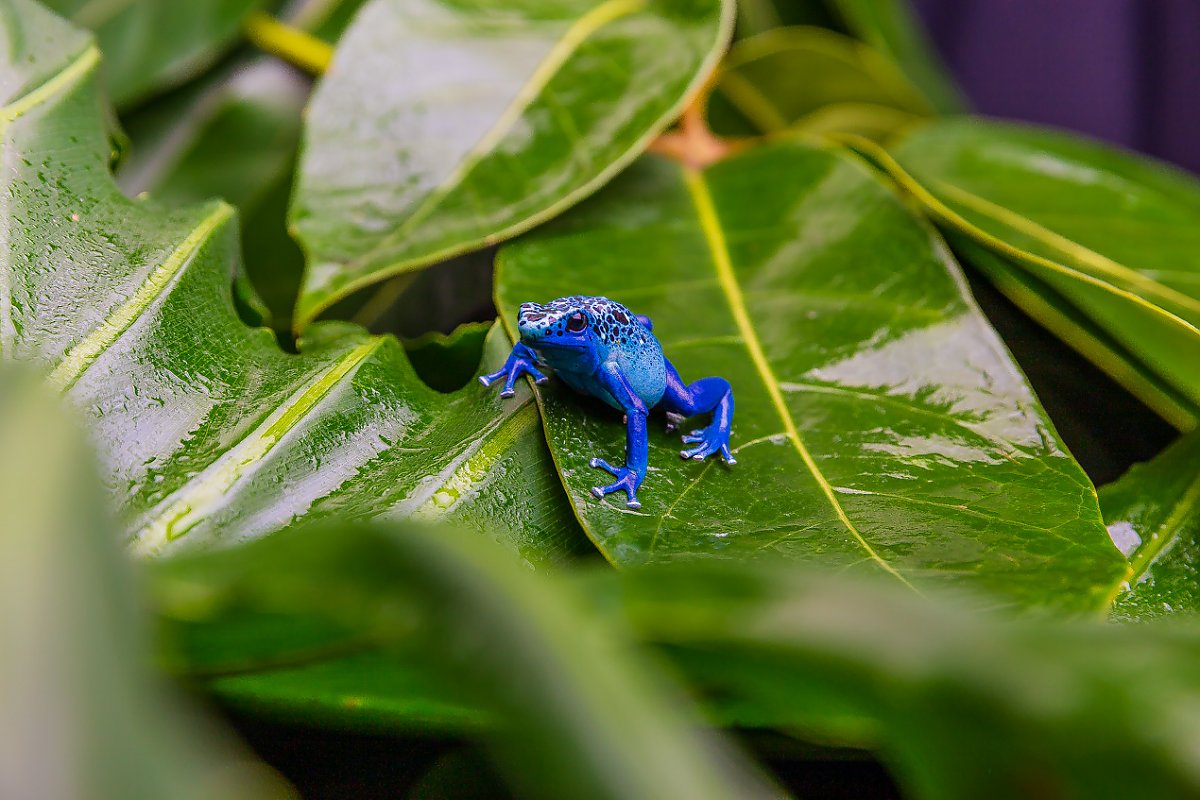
[478,342,548,398]
[588,363,648,509]
[660,359,736,464]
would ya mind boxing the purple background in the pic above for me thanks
[912,0,1200,176]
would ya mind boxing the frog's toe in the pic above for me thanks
[478,368,507,388]
[680,427,733,462]
[588,457,620,477]
[589,464,642,508]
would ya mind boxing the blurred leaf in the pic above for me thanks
[40,0,269,108]
[496,141,1124,610]
[290,0,735,328]
[1103,431,1200,620]
[288,0,371,41]
[0,367,292,800]
[154,522,783,800]
[734,0,842,39]
[710,26,931,141]
[0,2,583,565]
[117,57,309,329]
[878,119,1200,419]
[827,0,964,113]
[611,560,1200,800]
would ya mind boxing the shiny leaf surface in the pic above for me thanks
[1104,432,1200,620]
[40,0,268,108]
[0,1,581,566]
[497,141,1124,610]
[154,521,782,799]
[290,0,734,327]
[948,233,1199,431]
[711,26,931,141]
[0,368,292,800]
[117,56,310,328]
[882,119,1200,415]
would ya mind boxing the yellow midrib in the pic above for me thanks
[131,336,385,556]
[48,203,234,391]
[681,168,915,590]
[345,0,646,272]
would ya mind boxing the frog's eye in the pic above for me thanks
[565,312,588,333]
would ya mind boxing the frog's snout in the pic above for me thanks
[517,302,547,339]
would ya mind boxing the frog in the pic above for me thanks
[480,295,735,509]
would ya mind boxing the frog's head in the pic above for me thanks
[517,298,604,373]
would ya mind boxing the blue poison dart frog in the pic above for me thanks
[481,296,735,509]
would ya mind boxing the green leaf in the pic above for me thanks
[404,321,493,393]
[947,233,1200,431]
[39,0,268,108]
[611,560,1200,800]
[0,366,292,799]
[116,57,309,329]
[880,118,1200,422]
[0,0,583,567]
[496,141,1124,611]
[827,0,965,113]
[1103,432,1200,620]
[154,521,783,799]
[711,26,932,141]
[734,0,842,39]
[289,0,735,328]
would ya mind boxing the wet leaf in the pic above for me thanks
[496,140,1124,611]
[880,118,1200,422]
[0,0,583,567]
[153,521,783,800]
[290,0,734,327]
[710,26,931,141]
[0,367,292,800]
[39,0,268,108]
[117,56,310,328]
[1103,431,1200,620]
[948,234,1199,432]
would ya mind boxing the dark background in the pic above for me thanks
[914,0,1200,176]
[239,4,1198,796]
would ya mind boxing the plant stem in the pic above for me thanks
[244,12,333,74]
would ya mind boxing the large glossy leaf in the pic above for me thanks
[881,118,1200,421]
[0,0,582,566]
[0,368,291,800]
[117,56,309,328]
[611,560,1200,799]
[39,0,268,108]
[153,521,782,799]
[496,140,1125,610]
[1103,432,1200,620]
[289,0,734,328]
[711,26,931,141]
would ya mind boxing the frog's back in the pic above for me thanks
[581,296,666,409]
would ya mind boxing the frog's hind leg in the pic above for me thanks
[659,359,736,464]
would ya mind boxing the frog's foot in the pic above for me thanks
[680,425,736,465]
[664,411,686,434]
[588,458,643,509]
[479,360,547,398]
